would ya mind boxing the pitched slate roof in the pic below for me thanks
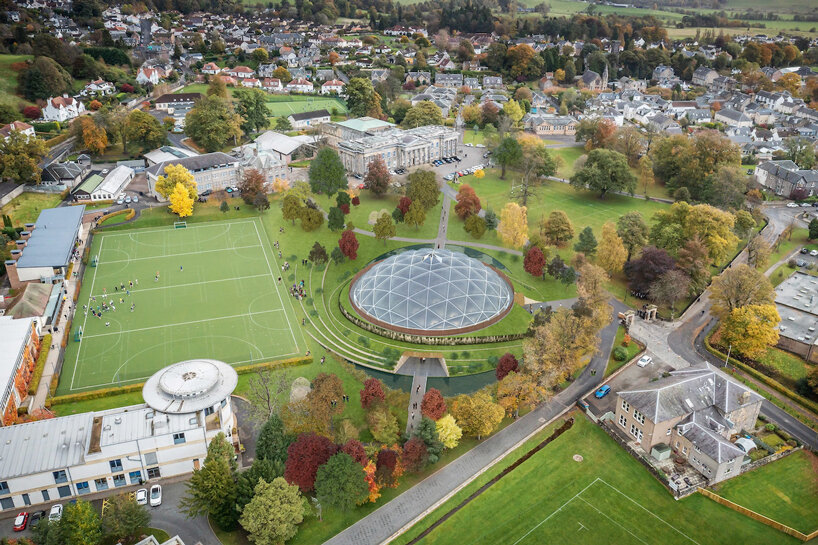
[288,109,330,122]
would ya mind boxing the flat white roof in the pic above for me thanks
[97,405,203,447]
[142,359,237,414]
[97,165,134,195]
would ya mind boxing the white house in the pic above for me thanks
[240,78,261,88]
[201,62,221,75]
[136,66,166,86]
[287,109,330,129]
[42,96,86,122]
[0,121,35,141]
[286,78,313,94]
[80,79,115,97]
[262,78,283,92]
[321,79,345,95]
[224,66,255,79]
[0,360,238,512]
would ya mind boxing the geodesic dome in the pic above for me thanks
[350,249,513,333]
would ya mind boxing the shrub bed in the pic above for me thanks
[28,334,52,395]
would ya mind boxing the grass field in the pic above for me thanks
[713,449,818,534]
[394,414,799,545]
[174,84,347,117]
[0,192,64,225]
[0,54,33,109]
[60,218,305,393]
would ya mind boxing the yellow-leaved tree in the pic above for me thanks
[497,202,528,249]
[272,177,289,193]
[155,164,198,201]
[597,221,627,274]
[720,304,780,360]
[168,182,194,218]
[435,414,462,449]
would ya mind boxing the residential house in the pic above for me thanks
[580,67,608,91]
[287,109,330,129]
[257,63,277,78]
[406,71,431,86]
[224,66,255,79]
[483,76,503,89]
[321,80,345,95]
[652,65,674,81]
[684,109,712,124]
[262,78,284,93]
[286,78,314,94]
[202,62,221,75]
[80,79,115,97]
[714,108,752,128]
[136,66,166,86]
[240,78,261,88]
[0,121,35,141]
[40,162,87,188]
[42,96,86,122]
[755,160,818,197]
[692,67,718,87]
[435,73,463,88]
[615,365,762,484]
[154,93,202,115]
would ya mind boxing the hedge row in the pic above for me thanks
[61,320,71,348]
[48,356,312,406]
[96,208,130,225]
[705,333,818,416]
[28,334,52,395]
[45,133,70,147]
[49,372,59,398]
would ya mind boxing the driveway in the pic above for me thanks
[584,351,675,418]
[233,396,262,468]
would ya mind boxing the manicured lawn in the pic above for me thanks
[551,146,585,178]
[393,414,796,545]
[605,326,643,378]
[713,449,818,534]
[175,84,348,116]
[1,192,63,225]
[755,347,813,389]
[0,54,34,109]
[462,131,486,146]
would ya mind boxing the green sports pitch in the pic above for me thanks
[60,219,305,394]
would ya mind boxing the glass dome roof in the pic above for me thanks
[351,249,513,333]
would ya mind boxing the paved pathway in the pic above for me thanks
[435,193,452,249]
[324,300,625,545]
[406,374,428,435]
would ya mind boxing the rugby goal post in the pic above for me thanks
[90,255,99,267]
[174,221,187,229]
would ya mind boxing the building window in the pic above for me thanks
[726,467,732,474]
[113,474,126,487]
[629,424,642,441]
[95,478,109,492]
[22,494,30,506]
[129,471,143,485]
[109,459,123,472]
[0,498,13,510]
[675,441,680,448]
[147,467,161,479]
[633,410,645,425]
[76,482,90,495]
[618,414,627,428]
[42,490,50,502]
[53,470,68,484]
[621,400,630,412]
[173,432,186,444]
[204,407,214,416]
[0,482,7,495]
[666,428,672,436]
[682,446,688,455]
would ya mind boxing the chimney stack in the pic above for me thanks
[5,259,21,290]
[15,239,26,249]
[20,230,31,241]
[24,223,35,232]
[10,250,21,261]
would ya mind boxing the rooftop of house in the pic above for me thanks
[146,152,237,177]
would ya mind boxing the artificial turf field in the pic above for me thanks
[60,218,304,394]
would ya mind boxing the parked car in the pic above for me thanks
[200,189,213,197]
[13,512,29,532]
[48,504,63,522]
[637,355,653,367]
[133,195,139,203]
[787,202,799,208]
[810,250,818,257]
[797,259,808,267]
[444,174,454,181]
[124,196,132,204]
[116,196,125,205]
[801,247,809,254]
[802,203,812,207]
[29,510,47,527]
[135,488,148,506]
[594,385,611,399]
[150,484,162,507]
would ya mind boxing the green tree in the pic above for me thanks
[126,109,166,150]
[281,194,304,225]
[239,478,305,545]
[234,88,270,134]
[180,432,238,531]
[220,200,230,213]
[494,137,523,179]
[570,149,636,198]
[710,264,775,319]
[616,211,649,261]
[503,99,524,127]
[401,101,444,128]
[406,170,439,210]
[404,201,426,230]
[374,213,396,242]
[366,405,399,444]
[61,500,102,545]
[21,56,73,100]
[0,104,21,124]
[0,131,48,184]
[413,417,444,463]
[345,77,379,117]
[237,458,285,511]
[256,414,292,464]
[275,117,292,131]
[308,147,347,196]
[810,218,818,240]
[574,226,598,256]
[314,452,369,509]
[464,214,487,239]
[185,95,243,152]
[327,206,345,231]
[252,48,269,62]
[101,493,151,545]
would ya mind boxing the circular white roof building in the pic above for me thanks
[143,359,238,414]
[350,249,514,335]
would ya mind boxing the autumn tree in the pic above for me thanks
[283,432,337,492]
[101,493,150,545]
[314,452,369,509]
[281,195,304,225]
[339,229,359,260]
[570,149,636,198]
[364,156,390,196]
[155,163,197,200]
[435,414,462,449]
[367,405,399,444]
[239,478,304,545]
[406,170,439,210]
[624,246,675,294]
[402,437,429,472]
[616,211,649,262]
[497,371,542,418]
[239,168,266,205]
[541,210,574,247]
[169,182,194,218]
[454,184,481,219]
[185,95,243,152]
[421,388,446,420]
[495,353,519,381]
[464,215,487,239]
[402,101,444,128]
[649,269,690,318]
[497,202,528,248]
[524,307,599,386]
[0,131,48,184]
[309,242,329,265]
[514,134,557,206]
[747,235,772,270]
[360,378,386,410]
[710,264,775,319]
[60,500,102,545]
[450,391,505,439]
[524,245,546,278]
[77,116,108,155]
[597,222,627,274]
[721,304,780,359]
[576,117,616,150]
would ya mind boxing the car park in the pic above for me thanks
[594,385,611,399]
[116,196,125,205]
[150,484,162,507]
[133,195,138,203]
[136,488,148,505]
[29,510,46,527]
[48,504,63,522]
[637,355,653,367]
[13,512,29,532]
[444,174,454,181]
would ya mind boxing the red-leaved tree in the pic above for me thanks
[420,388,446,420]
[341,439,368,467]
[364,156,391,196]
[524,246,546,278]
[360,377,386,410]
[339,230,359,260]
[495,353,519,381]
[397,196,412,215]
[22,106,41,119]
[340,203,350,214]
[121,83,134,93]
[402,437,428,472]
[375,448,399,486]
[352,195,360,206]
[454,184,481,220]
[284,432,338,492]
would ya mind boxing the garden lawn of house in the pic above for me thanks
[712,449,818,534]
[1,192,63,225]
[605,326,643,378]
[392,413,800,545]
[0,54,34,109]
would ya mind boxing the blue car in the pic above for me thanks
[594,385,611,399]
